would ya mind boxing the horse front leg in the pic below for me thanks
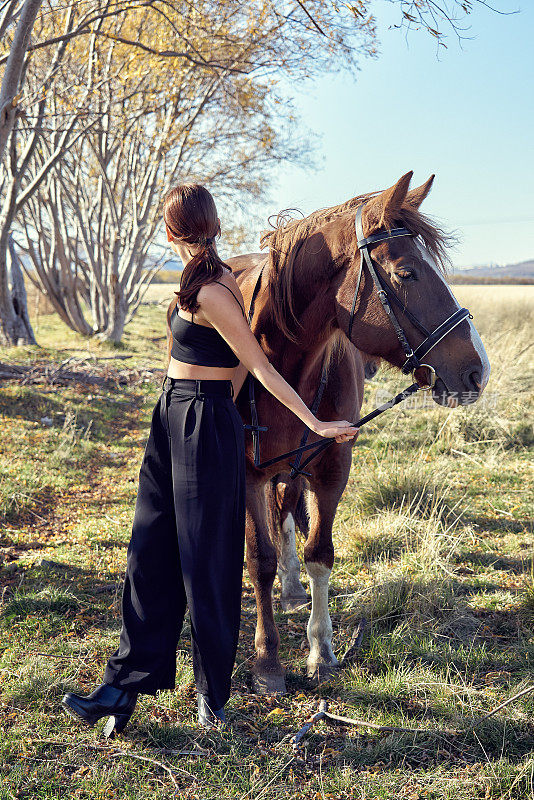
[246,476,286,694]
[304,468,349,683]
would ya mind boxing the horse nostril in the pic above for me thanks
[464,368,481,393]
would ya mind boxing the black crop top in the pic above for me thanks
[170,281,245,368]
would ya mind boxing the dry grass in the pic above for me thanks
[0,283,533,799]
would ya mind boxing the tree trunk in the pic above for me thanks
[0,0,44,162]
[100,274,127,343]
[0,233,36,345]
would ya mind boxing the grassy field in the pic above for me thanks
[0,285,533,800]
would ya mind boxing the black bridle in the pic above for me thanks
[350,205,472,384]
[243,202,473,477]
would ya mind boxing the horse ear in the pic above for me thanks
[365,171,413,230]
[406,174,435,209]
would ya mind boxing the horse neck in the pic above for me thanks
[260,308,331,377]
[261,249,340,374]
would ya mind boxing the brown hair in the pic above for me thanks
[163,183,227,312]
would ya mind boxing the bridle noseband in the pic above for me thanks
[243,201,475,475]
[349,204,472,389]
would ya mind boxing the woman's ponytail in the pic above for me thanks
[162,184,228,313]
[175,240,226,313]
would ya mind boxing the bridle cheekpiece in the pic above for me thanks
[349,204,472,390]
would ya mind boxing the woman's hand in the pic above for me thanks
[313,420,359,443]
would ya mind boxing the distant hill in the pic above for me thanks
[454,259,534,279]
[155,257,534,279]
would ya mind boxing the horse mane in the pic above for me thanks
[260,190,454,342]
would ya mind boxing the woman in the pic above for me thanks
[61,184,357,737]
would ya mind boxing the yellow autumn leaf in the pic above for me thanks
[266,707,285,717]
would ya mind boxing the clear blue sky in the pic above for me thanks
[266,0,533,269]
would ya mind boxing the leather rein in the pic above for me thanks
[243,202,472,478]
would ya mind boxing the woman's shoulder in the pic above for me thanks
[197,271,245,315]
[204,269,241,295]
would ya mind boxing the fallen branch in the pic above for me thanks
[340,617,367,666]
[291,699,433,749]
[73,354,134,362]
[107,748,180,789]
[291,704,328,748]
[159,745,210,757]
[0,360,164,388]
[477,685,534,722]
[0,361,113,387]
[290,685,534,750]
[27,651,82,659]
[322,706,433,734]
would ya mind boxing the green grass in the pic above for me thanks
[0,287,533,799]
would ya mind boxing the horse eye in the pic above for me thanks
[397,268,417,281]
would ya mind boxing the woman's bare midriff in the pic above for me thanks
[166,357,236,380]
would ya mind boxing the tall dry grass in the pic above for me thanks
[334,285,533,639]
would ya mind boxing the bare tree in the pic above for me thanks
[16,16,309,341]
[0,0,508,345]
[0,0,372,344]
[0,3,104,344]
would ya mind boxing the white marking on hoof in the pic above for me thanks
[307,662,340,684]
[305,561,338,671]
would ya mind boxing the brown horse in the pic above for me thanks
[222,171,490,693]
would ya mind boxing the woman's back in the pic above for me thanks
[167,278,246,377]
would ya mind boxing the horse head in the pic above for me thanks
[336,171,490,406]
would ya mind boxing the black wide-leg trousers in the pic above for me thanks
[103,377,246,710]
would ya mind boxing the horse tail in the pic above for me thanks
[265,477,281,556]
[294,487,309,537]
[270,475,310,539]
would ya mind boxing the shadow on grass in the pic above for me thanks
[0,477,134,537]
[343,629,533,679]
[96,538,129,549]
[258,657,534,767]
[455,549,533,574]
[128,694,534,771]
[338,716,534,769]
[0,484,60,529]
[0,384,144,443]
[0,560,124,613]
[463,513,533,535]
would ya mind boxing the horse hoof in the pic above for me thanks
[307,663,340,685]
[280,594,310,612]
[252,673,287,695]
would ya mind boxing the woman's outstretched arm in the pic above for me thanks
[198,283,358,443]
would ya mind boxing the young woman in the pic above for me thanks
[61,184,357,737]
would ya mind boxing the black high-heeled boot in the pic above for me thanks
[61,683,138,738]
[197,692,226,729]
